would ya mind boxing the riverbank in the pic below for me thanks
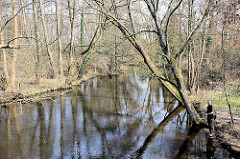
[191,88,240,158]
[0,73,109,106]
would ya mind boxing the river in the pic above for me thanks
[0,73,233,158]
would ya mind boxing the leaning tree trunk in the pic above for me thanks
[91,0,211,125]
[108,17,201,124]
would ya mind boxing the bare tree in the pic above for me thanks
[32,0,41,82]
[67,0,77,75]
[0,16,9,89]
[39,0,55,78]
[7,0,19,92]
[89,0,213,124]
[55,0,63,77]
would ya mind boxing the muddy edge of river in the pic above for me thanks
[193,102,240,158]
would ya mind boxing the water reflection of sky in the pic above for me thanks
[0,75,232,158]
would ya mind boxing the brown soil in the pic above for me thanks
[194,102,240,158]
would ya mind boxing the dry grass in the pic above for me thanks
[190,87,240,156]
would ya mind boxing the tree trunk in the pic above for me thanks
[55,0,63,77]
[78,48,93,80]
[0,16,9,89]
[32,0,41,82]
[110,19,201,124]
[68,0,76,75]
[78,24,103,80]
[39,0,55,78]
[19,0,29,41]
[8,0,18,92]
[187,0,196,94]
[223,83,234,125]
[80,1,84,53]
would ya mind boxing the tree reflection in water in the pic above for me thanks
[0,74,231,158]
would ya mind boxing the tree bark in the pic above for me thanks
[68,0,76,75]
[187,0,196,93]
[55,0,63,77]
[0,16,9,89]
[39,0,55,78]
[19,0,29,40]
[32,0,41,81]
[8,0,18,92]
[80,0,84,56]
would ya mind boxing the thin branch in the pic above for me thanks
[0,45,20,49]
[127,0,136,35]
[161,0,175,26]
[157,51,169,59]
[0,2,33,33]
[81,25,100,55]
[155,0,159,11]
[175,0,212,59]
[164,0,183,48]
[0,0,52,33]
[0,36,45,49]
[6,36,45,46]
[128,30,158,38]
[155,75,178,88]
[144,0,167,54]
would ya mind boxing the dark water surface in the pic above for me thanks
[0,74,233,158]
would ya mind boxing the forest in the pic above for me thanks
[0,0,240,157]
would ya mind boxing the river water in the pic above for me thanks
[0,73,233,158]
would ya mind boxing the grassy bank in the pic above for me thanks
[189,83,240,114]
[190,84,240,157]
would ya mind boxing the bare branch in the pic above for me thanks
[127,0,136,35]
[144,0,167,55]
[175,0,212,59]
[81,20,105,55]
[0,36,45,49]
[128,30,158,38]
[157,51,169,59]
[7,36,44,45]
[0,45,20,49]
[0,2,33,33]
[161,0,174,26]
[164,0,183,49]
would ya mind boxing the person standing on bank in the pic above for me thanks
[205,100,214,137]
